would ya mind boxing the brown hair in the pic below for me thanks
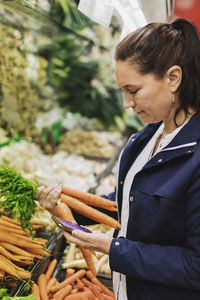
[115,18,200,115]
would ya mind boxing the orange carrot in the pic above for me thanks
[86,271,114,297]
[60,194,121,229]
[79,246,96,276]
[89,283,104,299]
[57,285,73,300]
[0,269,5,278]
[0,254,30,278]
[62,186,116,209]
[51,269,86,293]
[57,202,75,222]
[1,215,20,225]
[0,218,24,230]
[0,224,29,236]
[45,258,57,282]
[65,268,75,280]
[76,278,85,291]
[11,233,47,245]
[71,288,78,294]
[102,293,115,300]
[64,289,93,300]
[0,230,44,249]
[0,242,33,257]
[31,283,41,300]
[26,247,50,257]
[0,245,34,262]
[38,274,48,300]
[47,277,57,293]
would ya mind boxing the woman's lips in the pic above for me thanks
[137,111,144,115]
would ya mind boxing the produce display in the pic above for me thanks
[0,163,118,297]
[0,213,48,287]
[0,165,39,235]
[31,258,114,300]
[58,129,122,159]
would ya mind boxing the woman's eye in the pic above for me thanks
[129,90,138,94]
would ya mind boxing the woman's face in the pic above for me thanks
[115,60,176,124]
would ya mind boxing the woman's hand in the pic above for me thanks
[37,184,62,215]
[63,229,113,255]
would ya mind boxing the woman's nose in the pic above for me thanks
[123,97,136,109]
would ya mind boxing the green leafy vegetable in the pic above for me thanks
[0,288,35,299]
[0,165,39,237]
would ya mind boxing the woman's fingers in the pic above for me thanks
[37,184,62,211]
[63,231,113,254]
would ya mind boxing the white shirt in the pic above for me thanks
[113,121,187,300]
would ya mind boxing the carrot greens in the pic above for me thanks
[0,165,39,236]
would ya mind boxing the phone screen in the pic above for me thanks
[52,216,91,234]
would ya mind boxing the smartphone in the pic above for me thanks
[51,216,91,234]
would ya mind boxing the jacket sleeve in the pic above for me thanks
[109,166,200,289]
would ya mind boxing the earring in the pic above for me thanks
[170,93,175,108]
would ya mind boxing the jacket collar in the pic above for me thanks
[120,111,200,177]
[141,111,200,170]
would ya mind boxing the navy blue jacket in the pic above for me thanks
[109,111,200,300]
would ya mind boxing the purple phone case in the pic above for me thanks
[56,217,91,233]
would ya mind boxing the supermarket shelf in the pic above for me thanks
[0,0,96,43]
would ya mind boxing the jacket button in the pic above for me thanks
[129,196,134,202]
[158,158,163,163]
[120,181,123,185]
[115,241,120,246]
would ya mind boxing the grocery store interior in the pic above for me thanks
[0,0,200,298]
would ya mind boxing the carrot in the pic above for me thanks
[51,269,86,293]
[81,277,93,288]
[60,194,121,229]
[79,246,96,276]
[56,285,73,300]
[89,283,104,299]
[71,288,78,294]
[0,254,31,278]
[0,230,44,249]
[47,277,57,293]
[65,268,75,280]
[0,224,29,236]
[0,269,5,278]
[11,233,47,245]
[86,271,114,297]
[76,278,85,291]
[31,283,41,300]
[0,208,4,213]
[64,289,93,300]
[0,218,25,230]
[62,186,116,209]
[0,245,34,262]
[0,242,33,257]
[45,258,57,282]
[1,215,20,225]
[26,247,51,257]
[38,274,48,300]
[102,293,115,300]
[57,202,75,222]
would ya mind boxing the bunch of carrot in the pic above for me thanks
[0,214,49,282]
[32,258,115,300]
[61,186,121,230]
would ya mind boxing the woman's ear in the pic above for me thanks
[167,65,182,93]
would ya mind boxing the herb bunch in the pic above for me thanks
[0,165,39,236]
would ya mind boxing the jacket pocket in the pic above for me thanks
[127,189,185,245]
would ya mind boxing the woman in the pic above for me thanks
[38,19,200,299]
